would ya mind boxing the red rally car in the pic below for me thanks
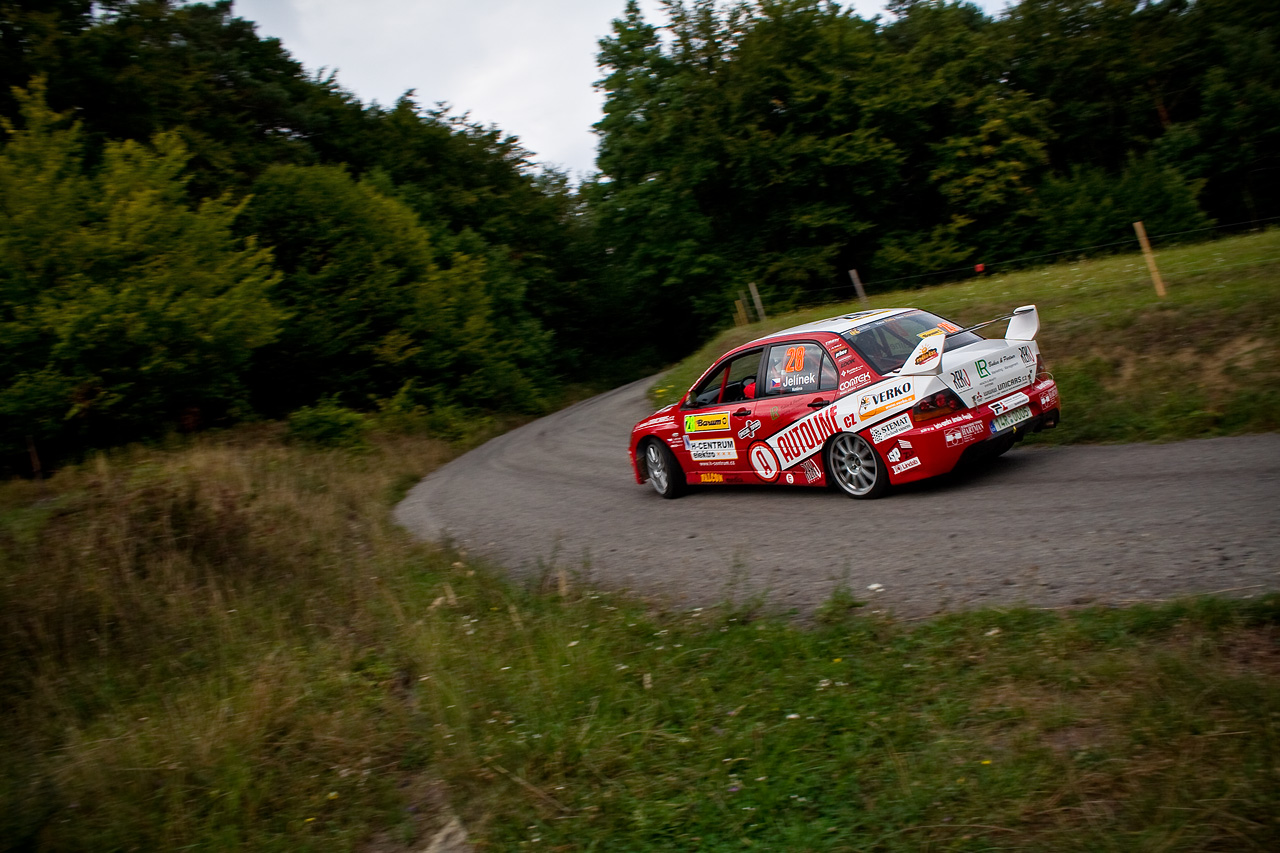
[629,306,1061,499]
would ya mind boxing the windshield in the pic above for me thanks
[839,310,984,375]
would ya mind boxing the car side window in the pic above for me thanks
[684,349,764,408]
[762,342,830,395]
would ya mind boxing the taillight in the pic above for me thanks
[1036,354,1052,381]
[911,388,965,423]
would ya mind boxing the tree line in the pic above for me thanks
[1,0,1275,466]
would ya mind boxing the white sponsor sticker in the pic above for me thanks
[988,392,1030,416]
[945,421,986,448]
[870,413,913,444]
[891,456,922,475]
[801,458,822,483]
[688,437,737,461]
[887,447,901,463]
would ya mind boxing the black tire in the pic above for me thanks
[824,432,889,499]
[641,439,686,499]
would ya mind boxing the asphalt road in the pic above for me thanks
[395,378,1280,618]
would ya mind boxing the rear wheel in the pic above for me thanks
[642,439,685,499]
[825,432,888,499]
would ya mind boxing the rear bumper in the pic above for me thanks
[872,378,1060,484]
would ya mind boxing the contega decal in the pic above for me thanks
[684,411,730,432]
[688,437,737,461]
[857,380,915,420]
[700,472,724,484]
[839,372,872,393]
[892,456,922,475]
[870,413,912,444]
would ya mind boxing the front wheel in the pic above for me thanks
[825,432,888,499]
[642,439,685,499]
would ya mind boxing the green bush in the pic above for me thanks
[286,398,369,448]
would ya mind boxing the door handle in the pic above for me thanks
[808,399,830,408]
[733,408,751,417]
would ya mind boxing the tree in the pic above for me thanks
[0,80,281,455]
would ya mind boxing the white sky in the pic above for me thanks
[231,0,1008,181]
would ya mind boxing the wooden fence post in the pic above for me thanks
[733,298,748,327]
[847,269,869,305]
[1133,221,1168,298]
[748,281,767,321]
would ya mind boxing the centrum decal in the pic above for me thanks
[688,437,737,461]
[684,411,730,432]
[870,413,912,444]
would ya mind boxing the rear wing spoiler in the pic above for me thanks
[955,304,1039,341]
[898,305,1039,376]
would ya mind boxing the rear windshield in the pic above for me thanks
[839,310,984,375]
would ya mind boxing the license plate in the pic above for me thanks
[990,405,1032,433]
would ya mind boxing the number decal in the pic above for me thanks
[749,442,780,482]
[783,346,805,373]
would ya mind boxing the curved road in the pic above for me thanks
[395,379,1280,618]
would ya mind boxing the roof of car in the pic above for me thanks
[745,307,916,346]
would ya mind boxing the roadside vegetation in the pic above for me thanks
[652,228,1280,444]
[4,230,1278,848]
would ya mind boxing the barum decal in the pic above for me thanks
[858,380,915,420]
[770,404,841,467]
[688,438,737,461]
[870,413,913,444]
[684,411,730,432]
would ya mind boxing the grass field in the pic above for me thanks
[2,230,1278,851]
[651,228,1280,444]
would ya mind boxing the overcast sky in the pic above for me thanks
[231,0,1007,181]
